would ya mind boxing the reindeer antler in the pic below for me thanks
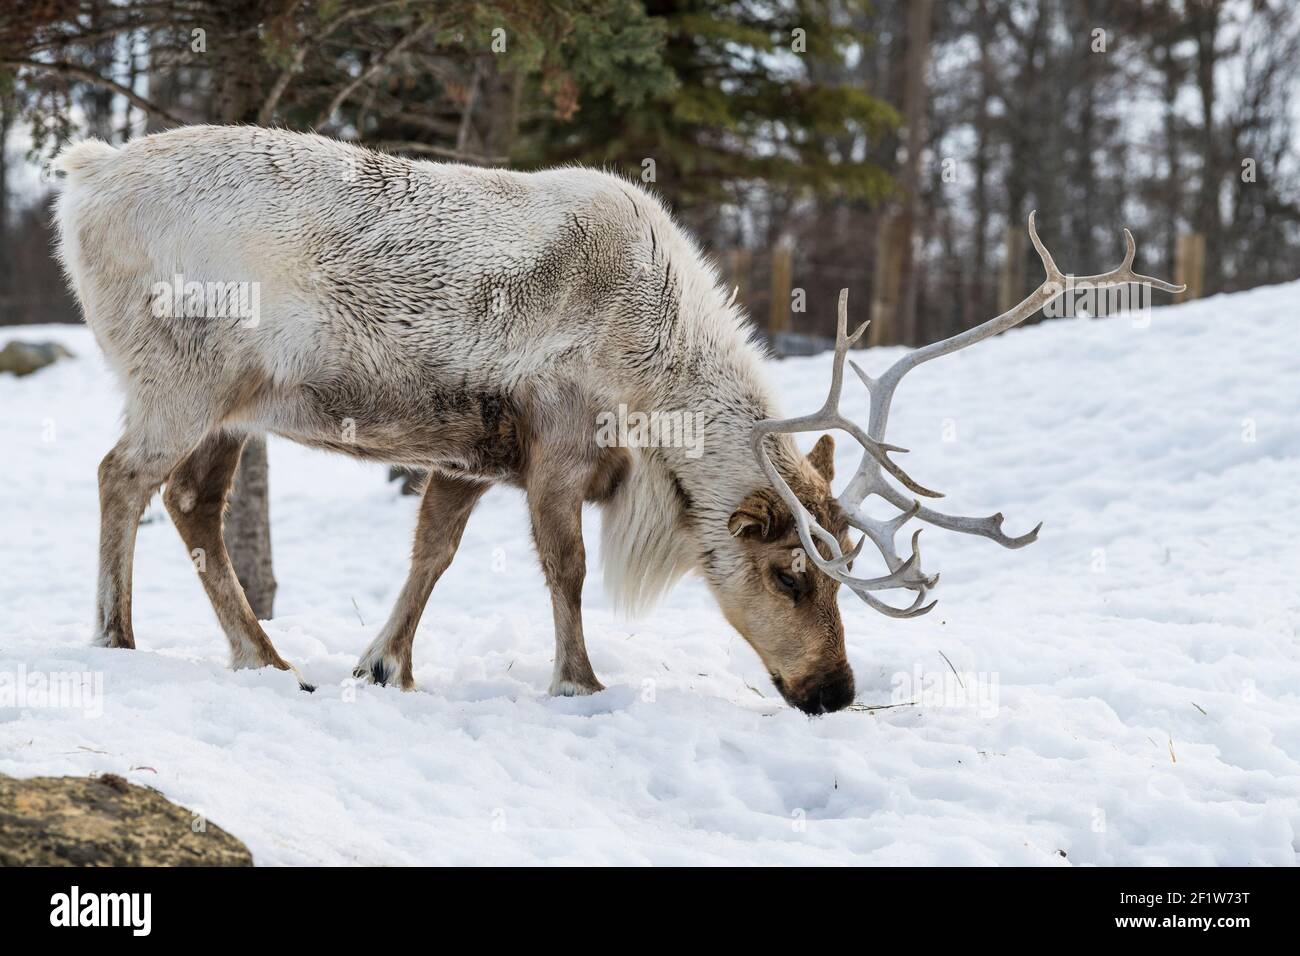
[751,213,1184,617]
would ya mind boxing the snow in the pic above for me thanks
[2,282,1298,865]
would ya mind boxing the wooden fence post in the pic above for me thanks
[997,223,1026,316]
[868,213,906,346]
[769,242,793,335]
[1174,232,1205,303]
[726,248,752,302]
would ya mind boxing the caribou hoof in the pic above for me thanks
[231,650,314,693]
[352,650,413,690]
[549,677,605,697]
[91,632,135,650]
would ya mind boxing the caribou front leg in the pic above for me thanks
[527,470,604,697]
[353,472,486,689]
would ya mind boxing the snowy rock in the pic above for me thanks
[0,773,252,866]
[0,339,74,377]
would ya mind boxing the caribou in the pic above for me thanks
[54,125,1181,713]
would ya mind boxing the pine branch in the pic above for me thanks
[3,58,185,127]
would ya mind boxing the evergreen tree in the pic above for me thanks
[523,0,897,232]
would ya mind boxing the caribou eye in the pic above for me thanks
[773,568,799,596]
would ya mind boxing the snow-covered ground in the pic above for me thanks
[2,282,1298,865]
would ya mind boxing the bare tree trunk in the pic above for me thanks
[895,0,933,346]
[213,17,278,618]
[997,224,1026,315]
[1069,0,1100,272]
[1,92,10,230]
[224,435,277,619]
[1192,0,1222,294]
[1174,232,1206,303]
[1160,17,1181,278]
[456,55,521,164]
[768,243,793,335]
[970,0,993,334]
[0,91,10,310]
[144,31,180,134]
[868,213,906,347]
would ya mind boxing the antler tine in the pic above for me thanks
[842,288,870,348]
[838,419,940,499]
[1120,228,1136,273]
[848,358,875,392]
[860,585,937,619]
[848,514,938,590]
[841,495,937,608]
[895,529,939,589]
[1071,224,1186,294]
[833,549,925,590]
[820,533,867,572]
[1027,210,1063,285]
[857,497,922,539]
[867,475,1044,549]
[821,288,870,412]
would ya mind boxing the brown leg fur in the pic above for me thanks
[528,460,604,697]
[161,431,309,689]
[353,472,487,689]
[93,442,164,650]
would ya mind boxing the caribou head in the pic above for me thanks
[718,213,1183,713]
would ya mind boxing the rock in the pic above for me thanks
[0,773,253,866]
[0,340,75,376]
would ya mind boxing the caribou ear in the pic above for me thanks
[728,488,789,540]
[807,434,835,482]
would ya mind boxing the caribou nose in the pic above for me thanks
[794,667,856,715]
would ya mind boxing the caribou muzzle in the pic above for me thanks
[774,664,856,715]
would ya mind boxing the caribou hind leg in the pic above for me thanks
[162,430,312,690]
[93,378,230,652]
[353,472,487,689]
[94,438,177,651]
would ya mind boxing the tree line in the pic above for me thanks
[1,0,1296,617]
[4,2,1298,341]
